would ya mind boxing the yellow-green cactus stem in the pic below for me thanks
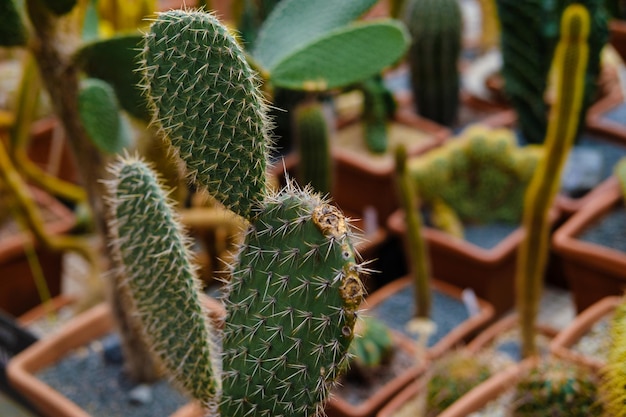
[516,3,590,358]
[599,298,626,416]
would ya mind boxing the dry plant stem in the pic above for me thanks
[11,53,86,204]
[25,0,160,382]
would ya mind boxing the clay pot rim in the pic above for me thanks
[549,295,622,372]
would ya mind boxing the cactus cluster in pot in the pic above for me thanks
[103,8,367,417]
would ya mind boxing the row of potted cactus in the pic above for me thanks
[3,0,626,417]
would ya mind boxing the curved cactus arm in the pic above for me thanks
[139,9,272,220]
[105,155,222,411]
[252,0,378,72]
[221,183,365,417]
[270,20,409,91]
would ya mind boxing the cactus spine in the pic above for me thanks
[404,0,462,127]
[516,3,590,358]
[107,9,365,416]
[294,101,332,195]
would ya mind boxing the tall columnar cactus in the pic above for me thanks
[294,101,332,195]
[511,359,603,416]
[360,76,396,154]
[403,0,462,127]
[496,0,608,144]
[106,8,365,416]
[516,3,590,358]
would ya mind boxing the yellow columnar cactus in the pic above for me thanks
[516,3,590,358]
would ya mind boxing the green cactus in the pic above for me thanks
[403,0,462,127]
[294,101,332,195]
[496,0,608,144]
[615,157,626,198]
[511,359,603,416]
[516,3,590,358]
[104,8,365,416]
[140,9,271,220]
[348,315,395,370]
[598,297,626,416]
[424,351,492,417]
[407,124,541,232]
[360,76,396,154]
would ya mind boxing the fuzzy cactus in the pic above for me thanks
[598,297,626,416]
[403,0,462,127]
[407,124,541,234]
[294,101,332,195]
[424,351,492,417]
[516,3,591,358]
[105,8,365,417]
[511,359,603,416]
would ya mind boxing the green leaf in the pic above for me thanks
[74,35,148,120]
[78,78,128,154]
[270,20,409,91]
[0,0,27,46]
[253,0,378,71]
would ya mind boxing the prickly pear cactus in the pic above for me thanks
[511,359,603,416]
[105,156,222,411]
[404,0,462,126]
[140,9,271,220]
[425,350,492,417]
[221,184,364,417]
[295,101,332,195]
[408,124,541,228]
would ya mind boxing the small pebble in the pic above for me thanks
[128,384,153,406]
[102,334,124,365]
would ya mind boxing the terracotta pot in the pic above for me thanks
[0,188,76,317]
[374,377,426,417]
[331,111,449,227]
[587,91,626,142]
[552,176,626,312]
[363,276,495,361]
[550,295,621,371]
[434,358,538,417]
[325,330,428,417]
[387,206,560,317]
[7,296,225,417]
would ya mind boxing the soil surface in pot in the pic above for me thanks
[368,286,470,347]
[35,332,190,417]
[332,342,417,406]
[578,203,626,252]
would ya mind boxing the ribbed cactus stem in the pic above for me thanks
[295,101,332,195]
[106,155,222,411]
[361,77,391,154]
[516,4,589,358]
[395,145,431,319]
[599,300,626,416]
[140,9,271,220]
[404,0,461,126]
[221,183,364,417]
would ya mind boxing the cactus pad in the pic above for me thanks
[140,10,271,220]
[221,184,364,417]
